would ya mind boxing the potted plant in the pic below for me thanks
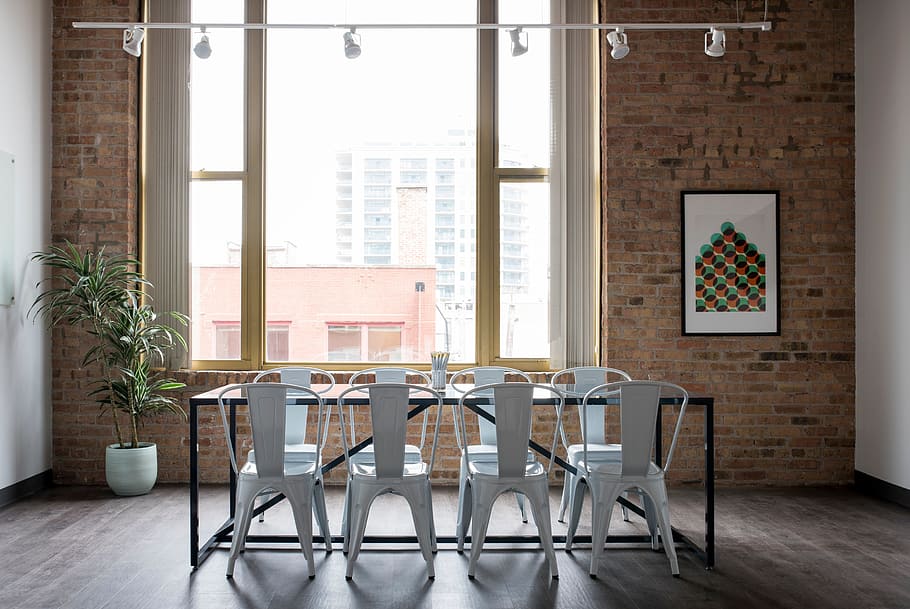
[31,242,188,496]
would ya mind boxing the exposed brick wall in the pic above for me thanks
[48,0,855,487]
[51,0,140,484]
[600,0,855,484]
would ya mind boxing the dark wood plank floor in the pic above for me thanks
[0,484,907,609]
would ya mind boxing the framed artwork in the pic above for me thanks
[681,190,780,335]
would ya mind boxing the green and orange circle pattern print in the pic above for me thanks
[694,221,766,312]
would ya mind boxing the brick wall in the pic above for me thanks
[51,0,140,484]
[48,0,856,487]
[600,0,855,484]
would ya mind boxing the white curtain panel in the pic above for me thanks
[549,0,601,369]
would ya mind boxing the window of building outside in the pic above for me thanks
[189,0,552,369]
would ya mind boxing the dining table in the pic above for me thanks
[187,383,715,570]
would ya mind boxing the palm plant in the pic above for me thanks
[31,242,188,448]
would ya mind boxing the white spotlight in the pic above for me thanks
[194,27,212,59]
[509,27,528,57]
[606,28,629,60]
[122,26,145,58]
[705,27,726,57]
[343,28,361,59]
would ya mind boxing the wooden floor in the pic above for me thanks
[0,484,907,609]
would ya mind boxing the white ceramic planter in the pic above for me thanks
[105,442,158,496]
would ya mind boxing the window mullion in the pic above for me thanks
[476,0,497,366]
[244,0,266,369]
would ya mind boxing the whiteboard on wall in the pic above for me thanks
[0,151,13,305]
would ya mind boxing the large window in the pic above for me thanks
[184,0,557,370]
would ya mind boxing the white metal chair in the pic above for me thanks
[346,367,431,465]
[549,366,633,523]
[455,382,564,579]
[250,367,335,527]
[564,381,689,577]
[341,367,433,546]
[449,366,534,527]
[337,383,443,580]
[217,383,330,578]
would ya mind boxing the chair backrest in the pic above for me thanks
[457,383,564,478]
[349,367,431,385]
[580,381,688,477]
[217,383,324,479]
[253,367,336,445]
[551,366,631,445]
[450,366,531,445]
[337,383,443,479]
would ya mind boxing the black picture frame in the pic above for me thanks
[681,190,781,335]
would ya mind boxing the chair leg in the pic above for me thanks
[557,472,574,523]
[589,484,623,578]
[313,481,333,552]
[427,484,438,553]
[620,490,630,522]
[341,483,352,554]
[641,491,659,550]
[285,481,316,579]
[257,491,271,523]
[456,476,473,553]
[455,460,470,552]
[514,492,529,523]
[565,475,587,551]
[345,484,378,581]
[467,486,496,579]
[525,483,559,579]
[402,482,436,580]
[646,482,679,576]
[227,482,258,578]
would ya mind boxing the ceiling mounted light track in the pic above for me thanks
[82,20,771,59]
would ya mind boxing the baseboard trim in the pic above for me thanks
[855,470,910,509]
[0,470,53,509]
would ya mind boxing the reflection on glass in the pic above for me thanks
[500,182,549,358]
[263,1,477,363]
[191,180,243,360]
[498,0,550,168]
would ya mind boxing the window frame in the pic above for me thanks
[187,0,552,371]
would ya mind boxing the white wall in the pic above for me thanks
[855,0,910,490]
[0,0,52,490]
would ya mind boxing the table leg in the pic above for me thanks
[705,398,715,569]
[190,401,199,568]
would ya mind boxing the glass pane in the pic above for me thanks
[500,182,549,358]
[498,0,550,168]
[191,180,243,360]
[265,0,477,363]
[190,0,244,171]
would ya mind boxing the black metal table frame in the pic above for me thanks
[189,387,714,570]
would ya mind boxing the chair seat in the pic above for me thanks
[247,443,317,464]
[239,460,317,478]
[578,459,663,478]
[350,443,423,465]
[466,444,536,463]
[468,460,546,478]
[566,443,622,465]
[349,461,429,479]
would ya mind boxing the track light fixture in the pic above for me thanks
[193,27,212,59]
[704,27,726,57]
[343,28,361,59]
[509,27,528,57]
[606,28,629,60]
[122,26,145,57]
